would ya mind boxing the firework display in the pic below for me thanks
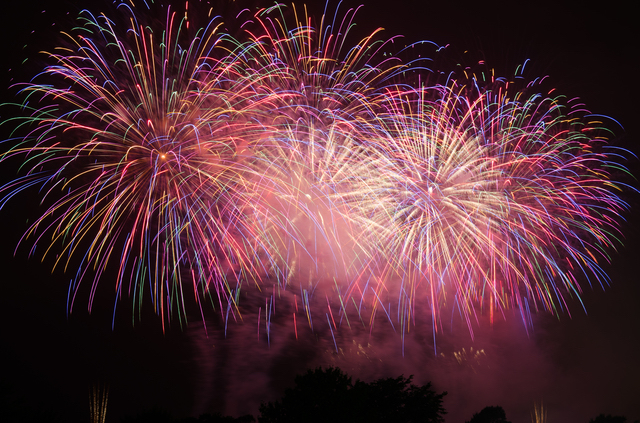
[0,0,632,336]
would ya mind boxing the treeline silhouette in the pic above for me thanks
[3,366,636,422]
[114,367,637,423]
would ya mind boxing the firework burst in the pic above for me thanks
[338,74,631,335]
[0,1,633,340]
[0,2,281,328]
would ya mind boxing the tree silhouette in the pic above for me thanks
[589,415,637,423]
[466,406,512,423]
[121,408,176,423]
[258,367,447,423]
[180,412,256,423]
[122,409,256,423]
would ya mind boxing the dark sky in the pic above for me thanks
[1,1,639,423]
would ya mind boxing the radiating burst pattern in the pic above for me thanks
[0,1,633,338]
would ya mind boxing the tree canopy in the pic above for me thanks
[465,406,512,423]
[589,415,637,423]
[258,367,447,423]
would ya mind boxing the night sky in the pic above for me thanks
[1,1,639,422]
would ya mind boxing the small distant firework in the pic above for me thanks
[0,1,633,340]
[90,383,108,423]
[532,401,547,423]
[437,347,487,373]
